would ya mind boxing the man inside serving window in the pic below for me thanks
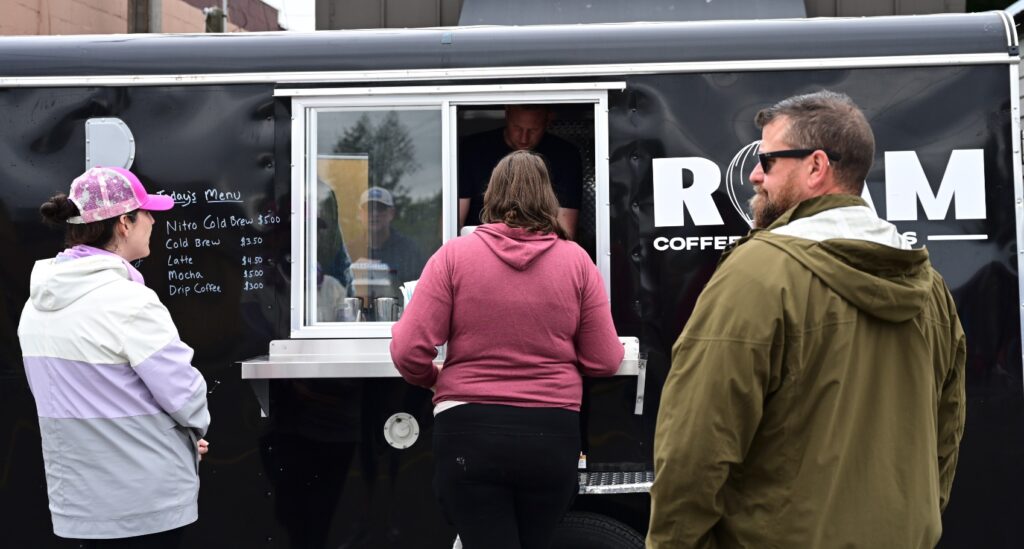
[458,104,583,239]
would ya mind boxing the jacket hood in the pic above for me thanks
[753,195,933,323]
[472,223,560,271]
[29,255,132,312]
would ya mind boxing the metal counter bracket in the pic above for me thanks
[249,377,269,418]
[634,352,647,416]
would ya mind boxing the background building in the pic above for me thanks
[315,0,981,30]
[3,0,281,35]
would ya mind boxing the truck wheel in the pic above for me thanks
[551,511,644,549]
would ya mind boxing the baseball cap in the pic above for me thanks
[67,167,174,224]
[359,187,394,208]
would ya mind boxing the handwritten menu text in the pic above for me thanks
[158,189,280,297]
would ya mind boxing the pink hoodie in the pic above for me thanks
[390,223,624,411]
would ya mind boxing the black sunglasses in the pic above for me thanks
[757,149,842,174]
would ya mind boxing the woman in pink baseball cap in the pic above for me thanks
[18,167,210,548]
[60,165,175,262]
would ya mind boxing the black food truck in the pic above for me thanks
[1,11,1022,548]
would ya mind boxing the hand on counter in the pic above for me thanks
[198,438,209,461]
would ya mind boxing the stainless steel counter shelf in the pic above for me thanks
[240,337,645,417]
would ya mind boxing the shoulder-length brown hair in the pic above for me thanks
[479,150,568,239]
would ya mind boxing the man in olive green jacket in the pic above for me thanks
[648,91,966,548]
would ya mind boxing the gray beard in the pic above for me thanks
[749,193,789,229]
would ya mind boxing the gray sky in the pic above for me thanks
[262,0,315,31]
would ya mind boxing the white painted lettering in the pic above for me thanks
[193,237,221,248]
[885,150,986,221]
[204,189,242,202]
[165,237,189,249]
[166,254,194,266]
[653,158,725,227]
[168,270,204,281]
[653,235,742,251]
[168,285,191,297]
[166,219,198,233]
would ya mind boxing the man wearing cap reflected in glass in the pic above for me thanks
[351,186,426,306]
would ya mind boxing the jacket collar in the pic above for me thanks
[766,194,868,230]
[718,193,867,266]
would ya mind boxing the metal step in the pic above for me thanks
[578,470,653,494]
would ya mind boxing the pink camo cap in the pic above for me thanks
[67,166,174,224]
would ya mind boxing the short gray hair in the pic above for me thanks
[755,90,875,193]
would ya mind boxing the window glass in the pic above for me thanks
[310,107,442,324]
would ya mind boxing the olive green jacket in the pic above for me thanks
[648,195,966,549]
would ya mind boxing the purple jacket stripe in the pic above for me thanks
[23,356,162,419]
[133,339,204,418]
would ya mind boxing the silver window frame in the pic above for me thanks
[289,83,624,339]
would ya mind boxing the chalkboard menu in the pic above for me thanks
[157,188,282,299]
[139,180,285,364]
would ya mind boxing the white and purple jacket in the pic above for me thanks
[18,246,210,539]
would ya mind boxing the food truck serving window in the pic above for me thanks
[283,85,621,338]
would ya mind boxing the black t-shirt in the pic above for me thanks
[370,229,426,290]
[457,127,583,226]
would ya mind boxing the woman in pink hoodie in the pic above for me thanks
[391,150,624,549]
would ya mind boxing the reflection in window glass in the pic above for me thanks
[310,107,441,324]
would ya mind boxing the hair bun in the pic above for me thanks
[39,193,80,226]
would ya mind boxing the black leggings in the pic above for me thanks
[433,403,580,549]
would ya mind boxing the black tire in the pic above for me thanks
[550,511,645,549]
